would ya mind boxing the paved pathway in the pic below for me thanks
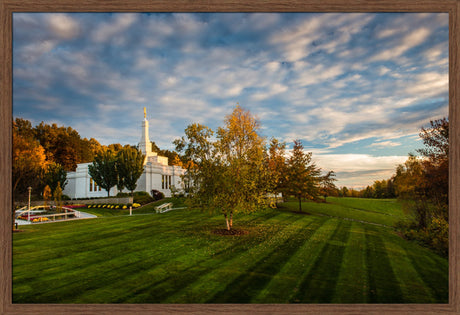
[78,211,98,219]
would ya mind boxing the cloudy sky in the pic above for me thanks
[12,13,448,188]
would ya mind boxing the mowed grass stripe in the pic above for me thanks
[364,225,403,303]
[70,211,291,303]
[331,221,368,303]
[157,214,309,303]
[328,197,406,218]
[207,216,329,303]
[252,217,339,303]
[382,237,436,303]
[397,236,448,302]
[280,201,398,227]
[291,219,352,303]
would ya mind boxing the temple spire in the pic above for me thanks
[139,107,150,155]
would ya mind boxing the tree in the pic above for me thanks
[215,105,269,229]
[417,118,449,220]
[175,105,270,230]
[171,155,183,167]
[284,140,321,212]
[116,146,145,195]
[393,155,429,228]
[12,123,48,197]
[392,118,449,255]
[394,118,449,226]
[88,150,118,197]
[43,185,52,209]
[266,138,287,199]
[361,185,375,198]
[373,180,387,198]
[319,170,337,202]
[341,186,349,197]
[54,182,63,212]
[44,162,68,194]
[417,118,448,163]
[34,121,96,171]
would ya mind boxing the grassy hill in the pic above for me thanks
[13,198,448,303]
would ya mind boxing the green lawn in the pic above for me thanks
[13,198,448,303]
[281,197,409,227]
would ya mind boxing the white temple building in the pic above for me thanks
[63,109,186,199]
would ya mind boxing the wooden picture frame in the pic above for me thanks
[1,1,458,314]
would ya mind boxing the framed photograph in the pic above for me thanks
[1,1,458,314]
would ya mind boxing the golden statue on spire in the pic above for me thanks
[144,107,146,119]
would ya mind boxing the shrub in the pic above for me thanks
[396,217,448,257]
[150,190,164,201]
[133,191,154,205]
[427,217,448,256]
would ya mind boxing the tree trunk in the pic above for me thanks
[298,195,302,212]
[230,212,233,229]
[224,213,230,230]
[13,175,22,195]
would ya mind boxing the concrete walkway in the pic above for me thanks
[78,211,98,219]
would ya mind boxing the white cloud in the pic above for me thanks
[405,71,448,97]
[378,66,391,76]
[134,55,159,70]
[47,14,80,39]
[251,83,288,101]
[312,153,407,187]
[18,40,56,63]
[370,141,401,148]
[376,28,399,39]
[292,63,344,87]
[370,27,431,62]
[248,13,280,30]
[92,14,138,43]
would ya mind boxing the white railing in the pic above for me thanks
[15,205,80,223]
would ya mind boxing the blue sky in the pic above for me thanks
[12,13,449,188]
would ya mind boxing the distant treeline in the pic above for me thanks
[338,179,396,199]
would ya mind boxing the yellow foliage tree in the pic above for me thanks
[175,104,271,231]
[43,185,52,209]
[12,126,48,196]
[54,182,63,212]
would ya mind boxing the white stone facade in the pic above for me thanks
[63,110,185,199]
